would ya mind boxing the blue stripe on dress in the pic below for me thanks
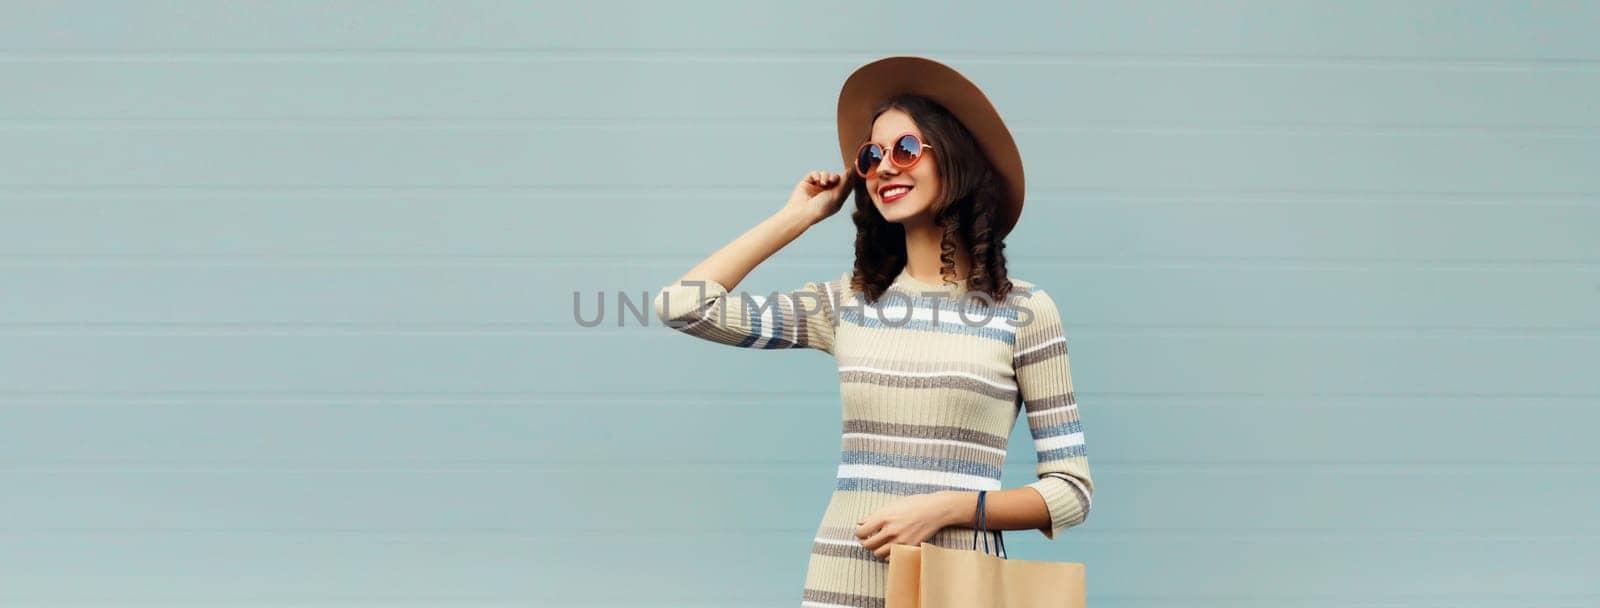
[1038,445,1088,461]
[761,295,787,349]
[836,477,990,495]
[740,295,764,348]
[840,450,1003,479]
[1030,419,1083,440]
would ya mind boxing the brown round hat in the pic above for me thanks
[836,55,1026,237]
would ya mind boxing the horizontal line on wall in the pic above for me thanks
[0,599,1590,608]
[4,185,1597,202]
[0,393,1586,406]
[1,118,1596,137]
[0,394,1581,404]
[0,598,1590,608]
[645,256,1600,270]
[0,323,1593,337]
[0,528,1591,540]
[1,48,1598,71]
[0,594,1592,606]
[0,324,1593,337]
[0,256,1597,270]
[643,256,1600,268]
[0,390,1592,400]
[4,186,1598,203]
[0,462,1592,473]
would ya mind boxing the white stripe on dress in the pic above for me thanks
[1016,335,1066,357]
[841,432,1009,456]
[1026,404,1078,418]
[813,537,861,547]
[1035,432,1085,452]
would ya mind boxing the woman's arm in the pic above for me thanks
[862,286,1093,551]
[652,171,856,352]
[933,487,1055,534]
[662,205,814,297]
[930,287,1094,538]
[659,170,853,292]
[1010,286,1094,538]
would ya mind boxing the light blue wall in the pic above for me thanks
[2,1,1597,605]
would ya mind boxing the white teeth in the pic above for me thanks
[882,186,911,197]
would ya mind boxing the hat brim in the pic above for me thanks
[836,56,1025,237]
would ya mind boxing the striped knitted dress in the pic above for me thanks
[653,266,1093,607]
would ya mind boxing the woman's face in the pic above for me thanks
[863,109,941,226]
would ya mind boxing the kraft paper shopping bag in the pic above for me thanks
[884,490,1085,608]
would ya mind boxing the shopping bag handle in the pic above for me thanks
[971,489,1008,558]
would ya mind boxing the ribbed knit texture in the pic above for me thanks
[653,266,1093,608]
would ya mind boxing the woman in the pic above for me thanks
[653,56,1092,607]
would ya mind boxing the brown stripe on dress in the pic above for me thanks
[816,524,862,540]
[838,369,1016,401]
[1014,339,1067,367]
[1021,391,1076,414]
[811,539,883,562]
[842,419,1009,450]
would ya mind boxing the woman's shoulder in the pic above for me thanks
[1005,276,1048,299]
[811,270,852,295]
[1003,276,1060,317]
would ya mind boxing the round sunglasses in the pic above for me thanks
[854,132,935,178]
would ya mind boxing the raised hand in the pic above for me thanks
[785,169,854,226]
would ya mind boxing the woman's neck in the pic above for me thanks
[902,222,971,283]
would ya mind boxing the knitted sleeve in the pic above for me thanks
[1012,286,1094,539]
[652,275,838,354]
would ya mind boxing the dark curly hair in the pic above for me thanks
[845,93,1014,306]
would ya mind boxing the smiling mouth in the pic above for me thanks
[880,185,912,203]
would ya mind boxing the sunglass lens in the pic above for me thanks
[856,144,884,175]
[891,135,923,166]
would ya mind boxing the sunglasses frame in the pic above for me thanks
[853,132,935,178]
